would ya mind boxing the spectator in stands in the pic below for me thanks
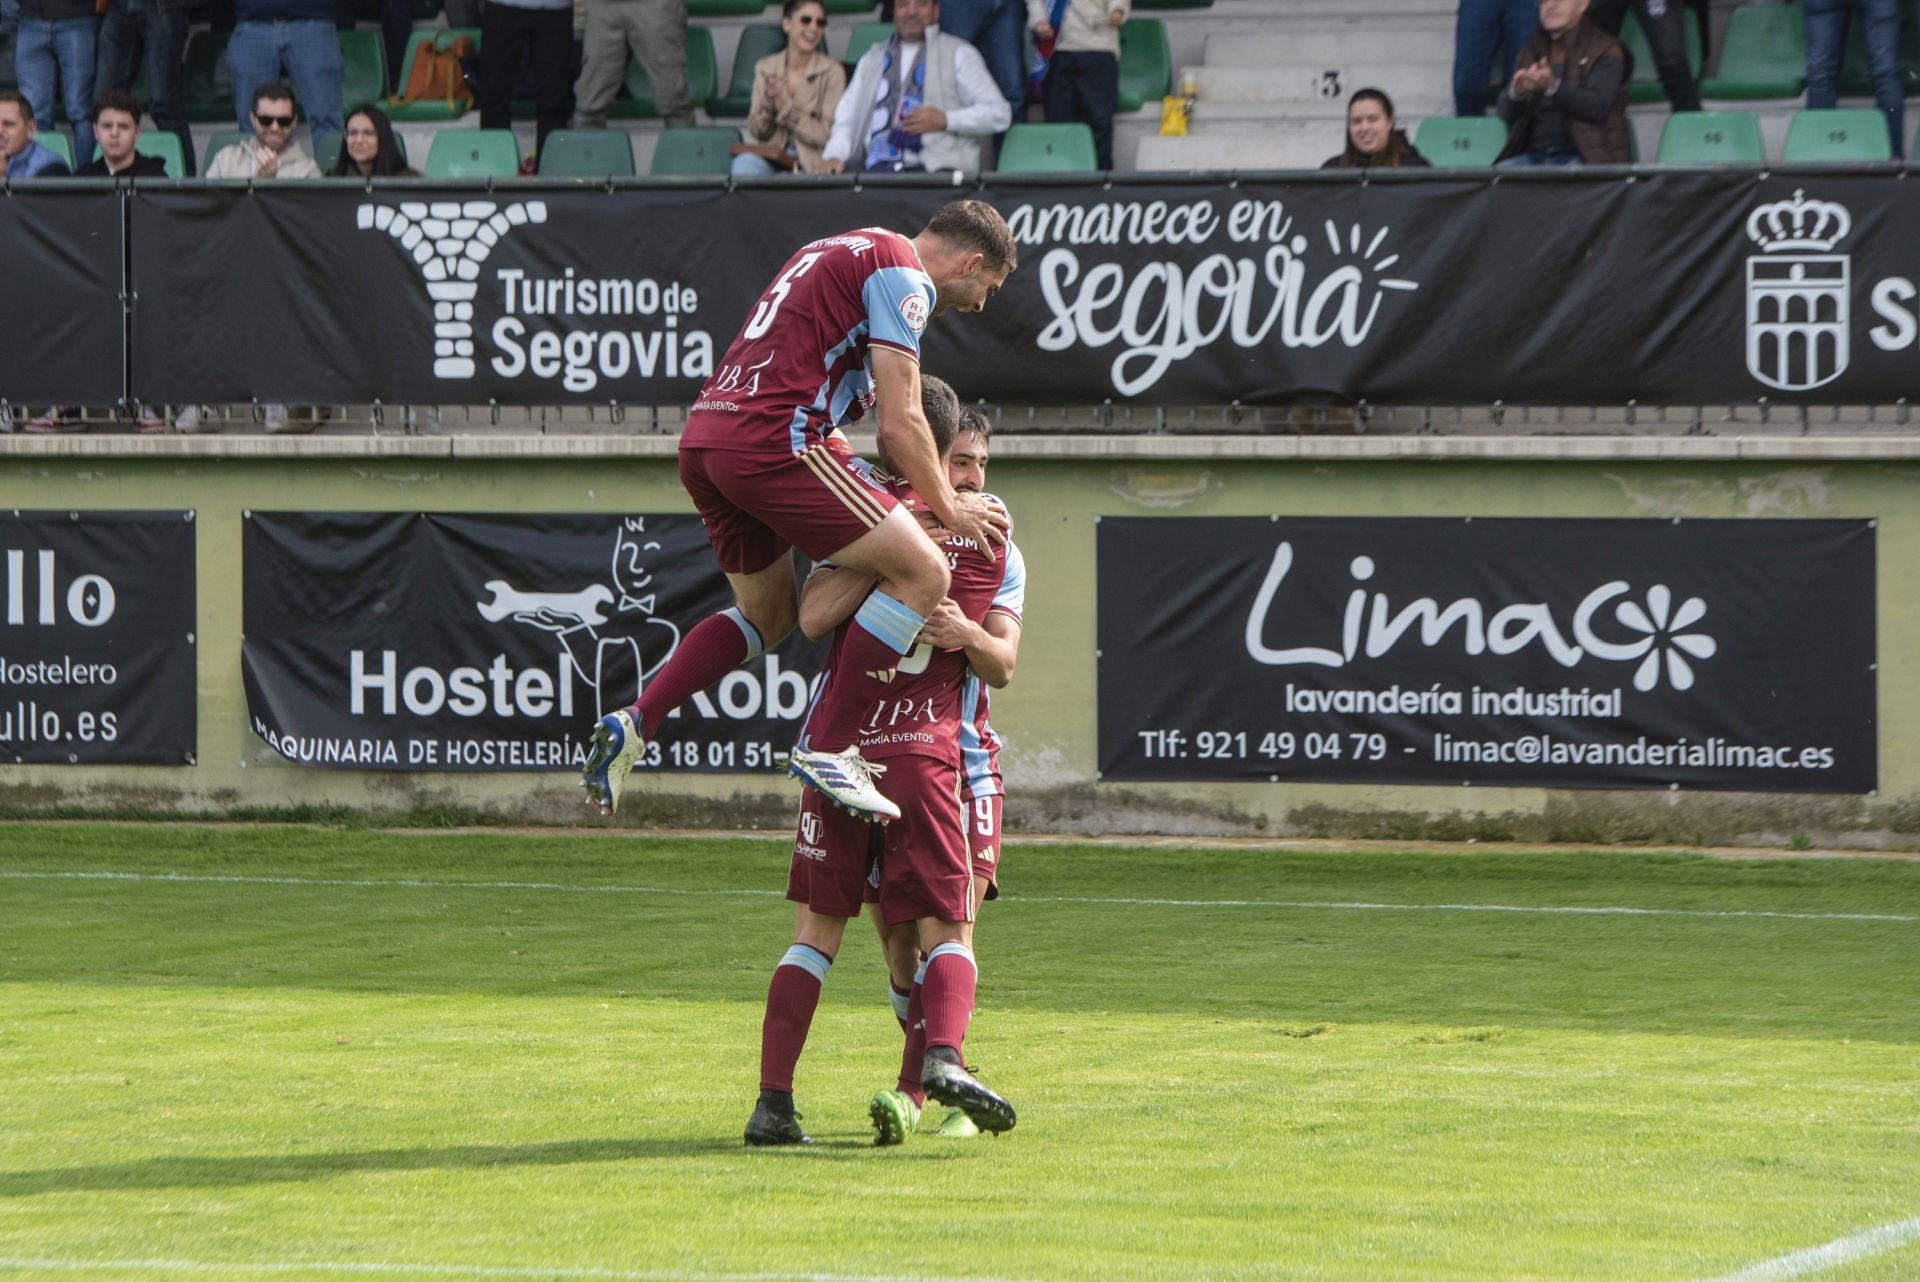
[571,0,693,137]
[1588,0,1699,111]
[821,0,1011,176]
[1322,88,1430,169]
[940,0,1024,123]
[732,0,845,175]
[1029,0,1125,171]
[207,81,323,176]
[329,103,416,175]
[95,0,196,174]
[0,89,71,176]
[1804,0,1904,159]
[76,89,169,175]
[1453,0,1538,117]
[1494,0,1630,166]
[226,0,344,152]
[15,0,95,168]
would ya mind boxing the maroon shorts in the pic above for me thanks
[965,791,1002,900]
[680,441,898,576]
[871,755,973,926]
[786,788,879,920]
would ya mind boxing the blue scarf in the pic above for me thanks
[863,34,927,172]
[1027,0,1070,98]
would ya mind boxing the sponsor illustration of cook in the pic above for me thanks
[476,517,682,720]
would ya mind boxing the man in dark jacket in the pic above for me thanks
[1495,0,1633,166]
[14,0,95,167]
[75,89,170,175]
[94,0,196,174]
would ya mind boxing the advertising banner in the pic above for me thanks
[242,511,824,771]
[121,172,1920,407]
[1097,516,1877,792]
[0,511,197,764]
[0,188,125,404]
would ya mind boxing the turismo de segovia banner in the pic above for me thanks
[1096,517,1876,792]
[119,171,1920,407]
[242,512,823,772]
[0,511,197,765]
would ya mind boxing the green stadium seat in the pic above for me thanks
[181,30,237,123]
[1783,107,1895,162]
[387,29,481,122]
[841,20,891,69]
[1655,109,1763,163]
[338,30,388,118]
[202,129,248,172]
[996,121,1097,172]
[649,125,738,174]
[688,0,766,14]
[612,25,717,118]
[1116,19,1170,113]
[1621,7,1703,104]
[711,23,785,117]
[424,127,521,177]
[1131,0,1210,11]
[538,128,637,175]
[819,0,877,14]
[1699,5,1806,99]
[37,131,73,168]
[134,132,187,177]
[1413,115,1507,167]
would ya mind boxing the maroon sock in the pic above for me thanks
[919,945,976,1058]
[896,979,927,1105]
[758,944,830,1093]
[632,608,760,742]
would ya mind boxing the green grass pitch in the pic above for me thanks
[1,823,1917,1281]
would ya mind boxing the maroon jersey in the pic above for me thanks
[798,479,1014,766]
[682,228,937,455]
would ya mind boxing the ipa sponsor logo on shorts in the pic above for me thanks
[359,199,716,391]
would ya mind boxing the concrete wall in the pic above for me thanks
[5,433,1917,847]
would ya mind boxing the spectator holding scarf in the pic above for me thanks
[1028,0,1124,170]
[820,0,1010,176]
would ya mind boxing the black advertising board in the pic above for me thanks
[0,511,197,764]
[241,511,823,771]
[116,171,1920,407]
[1097,517,1876,792]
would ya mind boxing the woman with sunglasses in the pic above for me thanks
[731,0,846,175]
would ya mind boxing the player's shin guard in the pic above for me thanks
[895,969,927,1106]
[758,943,831,1093]
[634,607,762,741]
[919,943,975,1058]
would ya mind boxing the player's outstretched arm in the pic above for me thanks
[871,348,1007,560]
[798,564,876,641]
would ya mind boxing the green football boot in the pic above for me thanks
[928,1106,980,1138]
[868,1089,920,1146]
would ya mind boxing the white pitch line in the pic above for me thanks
[0,1258,1035,1282]
[0,869,1912,923]
[1697,1216,1920,1281]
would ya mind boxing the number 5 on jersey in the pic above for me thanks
[743,251,826,341]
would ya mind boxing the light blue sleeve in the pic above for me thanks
[992,540,1026,616]
[862,264,936,357]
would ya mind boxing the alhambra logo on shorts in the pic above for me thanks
[1745,191,1851,392]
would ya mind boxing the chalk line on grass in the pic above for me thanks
[1697,1215,1920,1281]
[1,870,1912,923]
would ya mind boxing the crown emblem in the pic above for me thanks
[1746,190,1851,254]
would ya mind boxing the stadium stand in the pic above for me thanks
[134,132,188,177]
[1655,108,1764,163]
[1116,19,1172,113]
[842,20,892,70]
[339,30,391,117]
[1783,106,1895,161]
[37,131,74,168]
[648,124,738,173]
[709,23,787,117]
[423,127,520,176]
[1413,114,1506,166]
[1697,3,1805,98]
[998,121,1099,171]
[539,127,638,174]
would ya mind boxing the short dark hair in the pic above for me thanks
[0,90,36,124]
[924,199,1017,273]
[92,88,143,126]
[252,80,297,113]
[921,374,961,459]
[957,405,993,446]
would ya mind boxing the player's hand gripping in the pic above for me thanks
[936,490,1010,561]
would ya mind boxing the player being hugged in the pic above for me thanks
[745,379,1026,1146]
[581,201,1018,823]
